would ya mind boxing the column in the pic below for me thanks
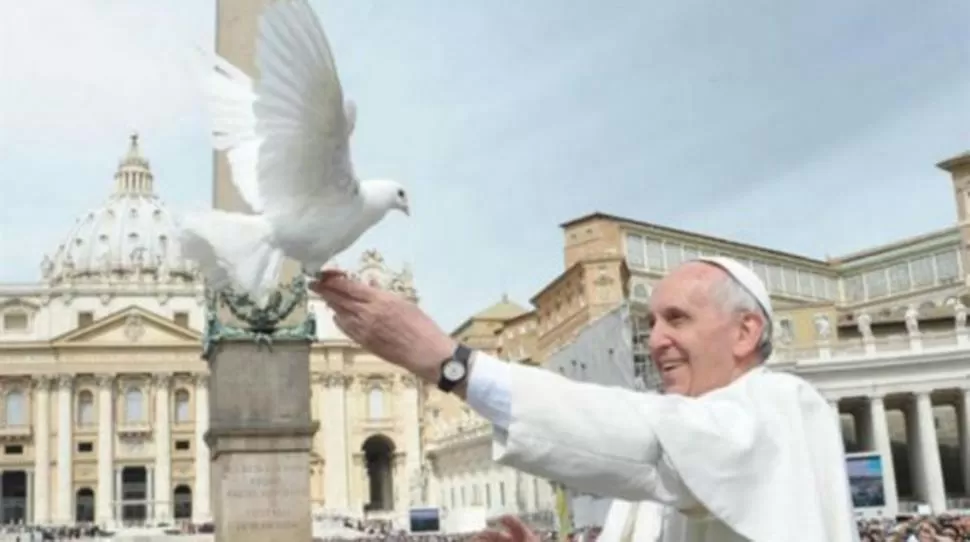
[323,373,349,512]
[426,462,439,507]
[146,465,155,521]
[311,374,326,509]
[958,388,970,498]
[26,470,33,524]
[915,392,947,512]
[192,374,211,524]
[114,468,122,522]
[55,374,73,524]
[96,375,114,526]
[400,374,422,507]
[828,398,842,429]
[867,396,899,513]
[153,373,172,523]
[32,376,51,525]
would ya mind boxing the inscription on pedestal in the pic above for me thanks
[220,452,310,540]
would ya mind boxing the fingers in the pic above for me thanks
[499,516,535,542]
[315,269,347,280]
[320,289,360,313]
[310,271,376,303]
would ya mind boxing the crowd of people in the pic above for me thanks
[856,515,970,541]
[0,514,966,540]
[307,515,970,541]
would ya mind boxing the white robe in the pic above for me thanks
[489,364,859,542]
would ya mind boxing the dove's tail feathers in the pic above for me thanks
[177,211,283,305]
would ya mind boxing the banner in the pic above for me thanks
[555,484,571,541]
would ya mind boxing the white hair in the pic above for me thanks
[708,274,773,362]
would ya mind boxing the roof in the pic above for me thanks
[529,253,626,305]
[937,151,970,171]
[43,134,195,286]
[829,226,957,264]
[450,294,530,337]
[471,294,529,321]
[559,212,827,267]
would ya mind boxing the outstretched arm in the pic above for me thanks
[464,352,698,509]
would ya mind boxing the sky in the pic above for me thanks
[1,0,968,330]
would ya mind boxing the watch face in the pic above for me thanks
[442,360,466,381]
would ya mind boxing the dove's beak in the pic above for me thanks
[402,204,410,217]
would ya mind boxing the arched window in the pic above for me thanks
[367,387,384,420]
[173,389,191,423]
[77,390,95,426]
[4,390,25,426]
[124,388,145,423]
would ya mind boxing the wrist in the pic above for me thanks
[417,336,459,384]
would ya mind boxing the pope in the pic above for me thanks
[310,257,858,542]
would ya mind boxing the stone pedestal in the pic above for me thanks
[205,340,319,542]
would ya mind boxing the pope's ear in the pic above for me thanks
[733,312,764,359]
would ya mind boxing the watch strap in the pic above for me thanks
[437,344,472,393]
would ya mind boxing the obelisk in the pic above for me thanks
[204,1,319,541]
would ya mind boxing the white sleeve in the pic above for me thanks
[464,351,512,430]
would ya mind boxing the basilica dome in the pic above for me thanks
[41,134,198,286]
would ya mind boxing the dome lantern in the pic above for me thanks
[113,132,154,197]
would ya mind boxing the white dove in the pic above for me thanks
[177,0,410,304]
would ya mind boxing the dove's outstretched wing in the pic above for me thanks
[252,0,359,218]
[201,49,265,214]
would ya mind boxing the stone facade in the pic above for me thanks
[0,138,426,528]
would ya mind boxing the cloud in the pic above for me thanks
[0,0,211,152]
[2,0,968,331]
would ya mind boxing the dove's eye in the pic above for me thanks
[397,189,405,198]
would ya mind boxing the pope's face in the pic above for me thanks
[646,262,761,397]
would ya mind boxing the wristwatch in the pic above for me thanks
[437,344,472,393]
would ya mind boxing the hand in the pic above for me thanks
[309,270,457,383]
[473,516,541,542]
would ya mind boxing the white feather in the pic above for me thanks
[177,0,409,304]
[177,210,283,305]
[251,0,359,220]
[198,50,265,214]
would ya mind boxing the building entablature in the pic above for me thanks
[775,338,970,401]
[0,282,205,299]
[834,284,965,319]
[426,419,492,454]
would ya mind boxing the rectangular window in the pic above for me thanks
[910,256,934,287]
[767,265,783,293]
[645,239,665,271]
[888,263,911,293]
[624,233,644,268]
[935,251,960,283]
[843,275,864,302]
[864,269,888,299]
[664,244,683,268]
